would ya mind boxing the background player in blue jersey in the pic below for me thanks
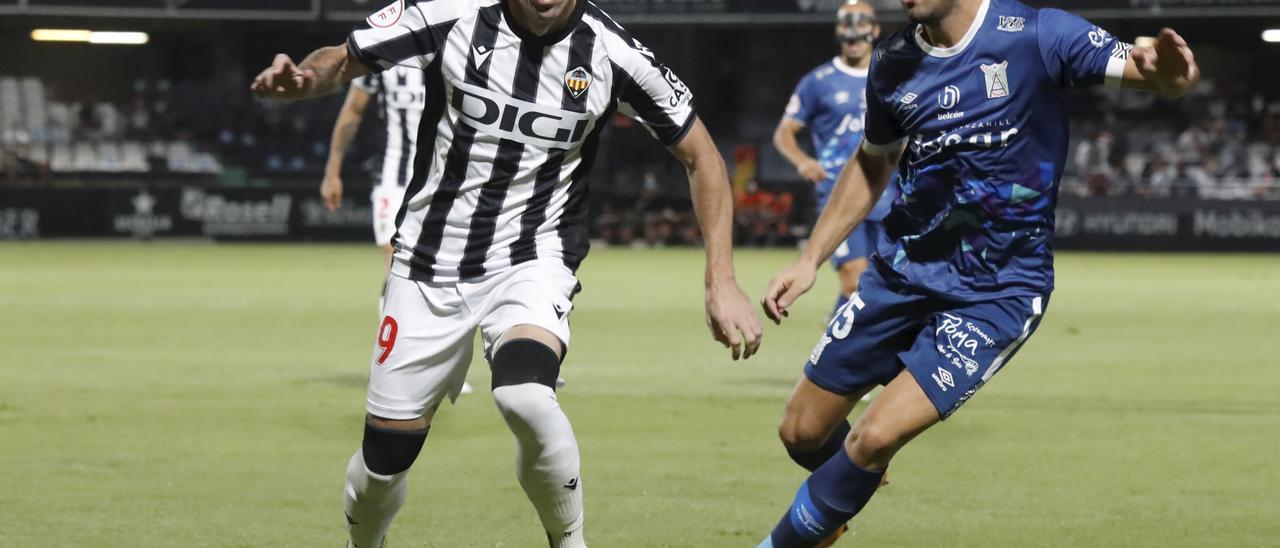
[774,0,896,318]
[757,0,1200,546]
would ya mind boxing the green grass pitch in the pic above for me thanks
[1,242,1277,547]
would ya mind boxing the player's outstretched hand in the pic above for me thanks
[761,259,817,325]
[706,282,764,361]
[320,173,343,211]
[251,54,317,101]
[1132,28,1200,98]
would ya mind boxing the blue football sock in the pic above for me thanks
[785,421,851,472]
[765,451,885,548]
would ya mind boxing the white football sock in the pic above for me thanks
[553,526,588,548]
[343,449,408,548]
[493,384,585,544]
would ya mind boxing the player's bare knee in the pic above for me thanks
[847,422,903,468]
[777,418,830,452]
[361,414,431,476]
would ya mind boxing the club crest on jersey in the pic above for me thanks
[367,0,404,29]
[981,61,1011,99]
[564,66,593,100]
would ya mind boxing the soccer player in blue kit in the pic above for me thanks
[774,0,897,317]
[758,0,1200,545]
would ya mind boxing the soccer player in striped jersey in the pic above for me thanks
[758,0,1199,545]
[252,0,763,546]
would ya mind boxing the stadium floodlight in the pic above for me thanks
[30,29,92,42]
[1264,30,1280,43]
[88,32,149,45]
[30,29,149,45]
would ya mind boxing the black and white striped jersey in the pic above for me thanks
[347,0,697,282]
[353,66,426,188]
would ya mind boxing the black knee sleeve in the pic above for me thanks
[490,339,561,391]
[362,421,429,476]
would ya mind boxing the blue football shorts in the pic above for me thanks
[803,263,1049,418]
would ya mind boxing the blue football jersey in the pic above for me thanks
[861,0,1132,301]
[786,58,897,221]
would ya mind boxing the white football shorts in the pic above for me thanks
[371,185,406,247]
[365,259,578,420]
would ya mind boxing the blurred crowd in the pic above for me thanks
[3,74,1278,251]
[0,75,379,179]
[591,171,702,247]
[735,182,795,247]
[1064,85,1280,200]
[0,76,222,175]
[592,176,798,248]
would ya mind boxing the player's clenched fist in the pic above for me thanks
[705,282,764,361]
[251,54,317,100]
[761,259,817,325]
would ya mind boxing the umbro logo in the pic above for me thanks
[932,367,956,392]
[564,477,579,490]
[472,45,493,68]
[898,92,920,113]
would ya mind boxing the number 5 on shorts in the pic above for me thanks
[830,294,866,340]
[376,316,398,365]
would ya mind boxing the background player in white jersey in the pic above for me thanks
[252,0,763,546]
[320,68,476,395]
[321,67,425,269]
